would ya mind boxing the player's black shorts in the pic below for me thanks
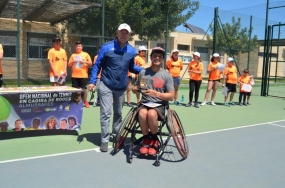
[71,78,88,89]
[208,79,220,82]
[246,92,251,96]
[138,103,167,121]
[226,83,236,92]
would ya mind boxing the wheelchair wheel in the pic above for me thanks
[167,109,189,159]
[113,107,138,152]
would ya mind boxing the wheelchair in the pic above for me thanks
[112,105,188,166]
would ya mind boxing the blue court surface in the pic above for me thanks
[1,120,285,188]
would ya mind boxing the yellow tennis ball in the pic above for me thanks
[0,96,11,122]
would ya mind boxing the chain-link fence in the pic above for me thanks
[176,3,284,96]
[0,1,284,97]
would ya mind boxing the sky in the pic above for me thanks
[176,0,285,39]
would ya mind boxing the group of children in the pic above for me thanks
[200,55,254,107]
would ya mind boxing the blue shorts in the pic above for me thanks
[173,77,181,86]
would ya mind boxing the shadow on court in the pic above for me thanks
[0,130,78,141]
[77,133,101,146]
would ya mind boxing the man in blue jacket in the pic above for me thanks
[89,23,143,152]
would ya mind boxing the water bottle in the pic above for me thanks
[181,94,184,102]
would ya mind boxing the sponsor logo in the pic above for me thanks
[33,107,43,112]
[58,105,63,111]
[64,105,70,111]
[19,109,32,113]
[45,107,57,112]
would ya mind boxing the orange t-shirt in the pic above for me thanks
[134,55,146,78]
[188,61,203,81]
[208,62,222,80]
[238,75,251,92]
[68,51,92,78]
[134,55,146,67]
[166,58,183,77]
[93,55,102,79]
[47,48,67,77]
[0,44,3,74]
[224,66,237,84]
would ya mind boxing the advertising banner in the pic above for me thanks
[0,86,83,133]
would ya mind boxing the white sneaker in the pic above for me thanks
[201,101,207,106]
[211,101,216,106]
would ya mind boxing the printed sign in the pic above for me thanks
[0,86,83,133]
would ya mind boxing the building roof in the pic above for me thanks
[0,0,101,25]
[183,23,206,34]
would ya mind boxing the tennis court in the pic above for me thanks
[1,88,285,188]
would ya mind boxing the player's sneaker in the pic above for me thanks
[211,101,216,106]
[201,101,207,106]
[194,102,199,108]
[140,139,151,155]
[185,102,192,107]
[84,100,90,108]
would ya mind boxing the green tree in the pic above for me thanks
[205,17,259,56]
[66,0,199,41]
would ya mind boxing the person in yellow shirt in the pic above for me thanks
[222,57,238,106]
[186,52,203,108]
[68,41,92,108]
[134,46,148,106]
[201,53,223,106]
[166,49,183,105]
[47,37,67,86]
[0,44,3,88]
[26,118,42,130]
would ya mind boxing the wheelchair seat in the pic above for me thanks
[112,106,188,166]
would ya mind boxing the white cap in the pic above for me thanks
[213,53,220,57]
[118,23,131,33]
[138,46,148,51]
[227,57,235,63]
[193,52,200,57]
[172,49,179,53]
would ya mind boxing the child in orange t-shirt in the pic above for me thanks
[222,57,238,106]
[247,72,254,105]
[201,53,223,106]
[186,52,203,108]
[47,37,67,86]
[238,69,251,106]
[166,49,183,105]
[68,41,92,108]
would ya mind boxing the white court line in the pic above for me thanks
[268,123,285,128]
[0,149,96,164]
[186,119,285,137]
[1,119,284,164]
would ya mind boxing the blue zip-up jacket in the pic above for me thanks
[90,38,143,91]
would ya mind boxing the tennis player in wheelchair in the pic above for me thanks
[132,47,174,156]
